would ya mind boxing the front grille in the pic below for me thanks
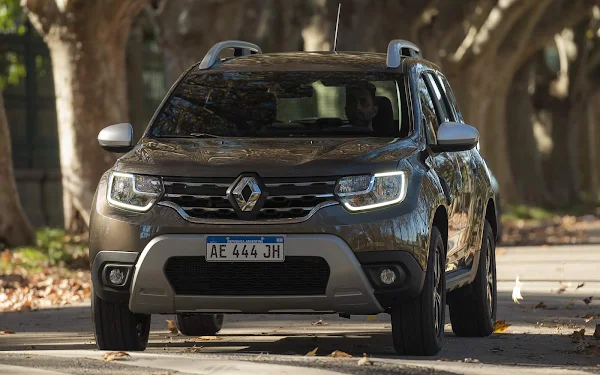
[164,256,330,296]
[160,176,337,221]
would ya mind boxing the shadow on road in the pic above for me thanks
[0,292,597,369]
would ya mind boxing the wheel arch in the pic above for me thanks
[484,197,499,243]
[431,205,448,252]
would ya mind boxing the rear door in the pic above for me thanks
[416,73,466,268]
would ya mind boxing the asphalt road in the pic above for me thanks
[1,244,599,375]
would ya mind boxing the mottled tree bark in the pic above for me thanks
[147,0,310,86]
[506,61,552,206]
[0,92,36,247]
[23,0,149,233]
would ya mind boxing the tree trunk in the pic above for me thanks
[23,0,149,233]
[0,92,36,247]
[506,62,552,206]
[127,18,146,136]
[147,0,310,86]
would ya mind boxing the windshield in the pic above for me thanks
[147,71,409,138]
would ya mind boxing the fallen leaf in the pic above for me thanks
[535,301,547,309]
[306,347,318,356]
[196,336,221,341]
[572,329,586,343]
[357,353,373,366]
[366,315,377,322]
[594,325,600,340]
[0,330,15,334]
[556,285,567,294]
[584,297,593,305]
[462,358,480,363]
[181,345,202,353]
[493,320,511,333]
[584,315,595,323]
[576,282,585,290]
[329,350,352,358]
[166,319,178,334]
[102,351,130,362]
[312,319,325,326]
[512,276,523,304]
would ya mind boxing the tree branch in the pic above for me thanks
[525,0,596,59]
[20,0,59,36]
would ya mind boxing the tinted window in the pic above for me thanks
[147,70,409,138]
[425,73,451,123]
[418,75,439,144]
[437,74,463,123]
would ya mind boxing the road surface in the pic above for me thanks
[1,244,599,374]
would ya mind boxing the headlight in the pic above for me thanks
[335,171,407,211]
[107,172,164,212]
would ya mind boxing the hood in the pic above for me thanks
[114,137,418,177]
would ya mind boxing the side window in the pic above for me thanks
[425,73,452,123]
[418,75,439,144]
[436,73,464,123]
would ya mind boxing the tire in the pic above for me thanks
[92,289,151,351]
[176,313,224,336]
[447,220,497,337]
[391,226,446,356]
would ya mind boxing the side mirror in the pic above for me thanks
[431,121,479,152]
[98,123,134,153]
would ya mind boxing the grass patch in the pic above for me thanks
[501,204,556,222]
[0,228,88,272]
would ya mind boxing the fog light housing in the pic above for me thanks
[380,269,397,285]
[102,264,132,287]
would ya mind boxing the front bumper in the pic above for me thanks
[91,234,426,315]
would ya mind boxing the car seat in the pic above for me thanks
[372,96,397,136]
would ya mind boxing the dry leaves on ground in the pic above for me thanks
[572,329,586,343]
[501,215,593,246]
[306,347,318,356]
[583,297,593,305]
[576,282,586,290]
[102,351,131,362]
[535,301,547,309]
[512,276,523,304]
[357,353,373,366]
[493,320,512,333]
[196,336,222,341]
[0,267,91,312]
[329,350,352,358]
[166,319,178,334]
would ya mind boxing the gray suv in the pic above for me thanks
[90,40,499,356]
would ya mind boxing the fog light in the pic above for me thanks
[380,269,396,285]
[108,268,126,286]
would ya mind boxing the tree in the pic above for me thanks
[22,0,149,233]
[0,0,35,247]
[147,0,310,86]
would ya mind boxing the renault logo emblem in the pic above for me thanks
[230,176,262,212]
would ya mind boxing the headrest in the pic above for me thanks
[372,96,395,136]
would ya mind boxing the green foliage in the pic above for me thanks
[0,0,26,91]
[0,0,25,35]
[502,204,556,222]
[1,228,89,271]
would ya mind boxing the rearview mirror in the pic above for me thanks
[431,121,479,153]
[98,123,134,153]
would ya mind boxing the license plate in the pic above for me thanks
[206,236,285,262]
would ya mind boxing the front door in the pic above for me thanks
[417,73,468,270]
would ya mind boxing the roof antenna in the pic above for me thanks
[333,3,341,54]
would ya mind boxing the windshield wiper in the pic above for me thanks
[189,133,222,138]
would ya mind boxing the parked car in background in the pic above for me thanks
[89,39,500,356]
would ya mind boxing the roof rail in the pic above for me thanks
[199,40,262,70]
[386,39,422,68]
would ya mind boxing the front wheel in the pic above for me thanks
[447,220,497,336]
[92,289,151,351]
[176,313,224,336]
[391,226,446,356]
